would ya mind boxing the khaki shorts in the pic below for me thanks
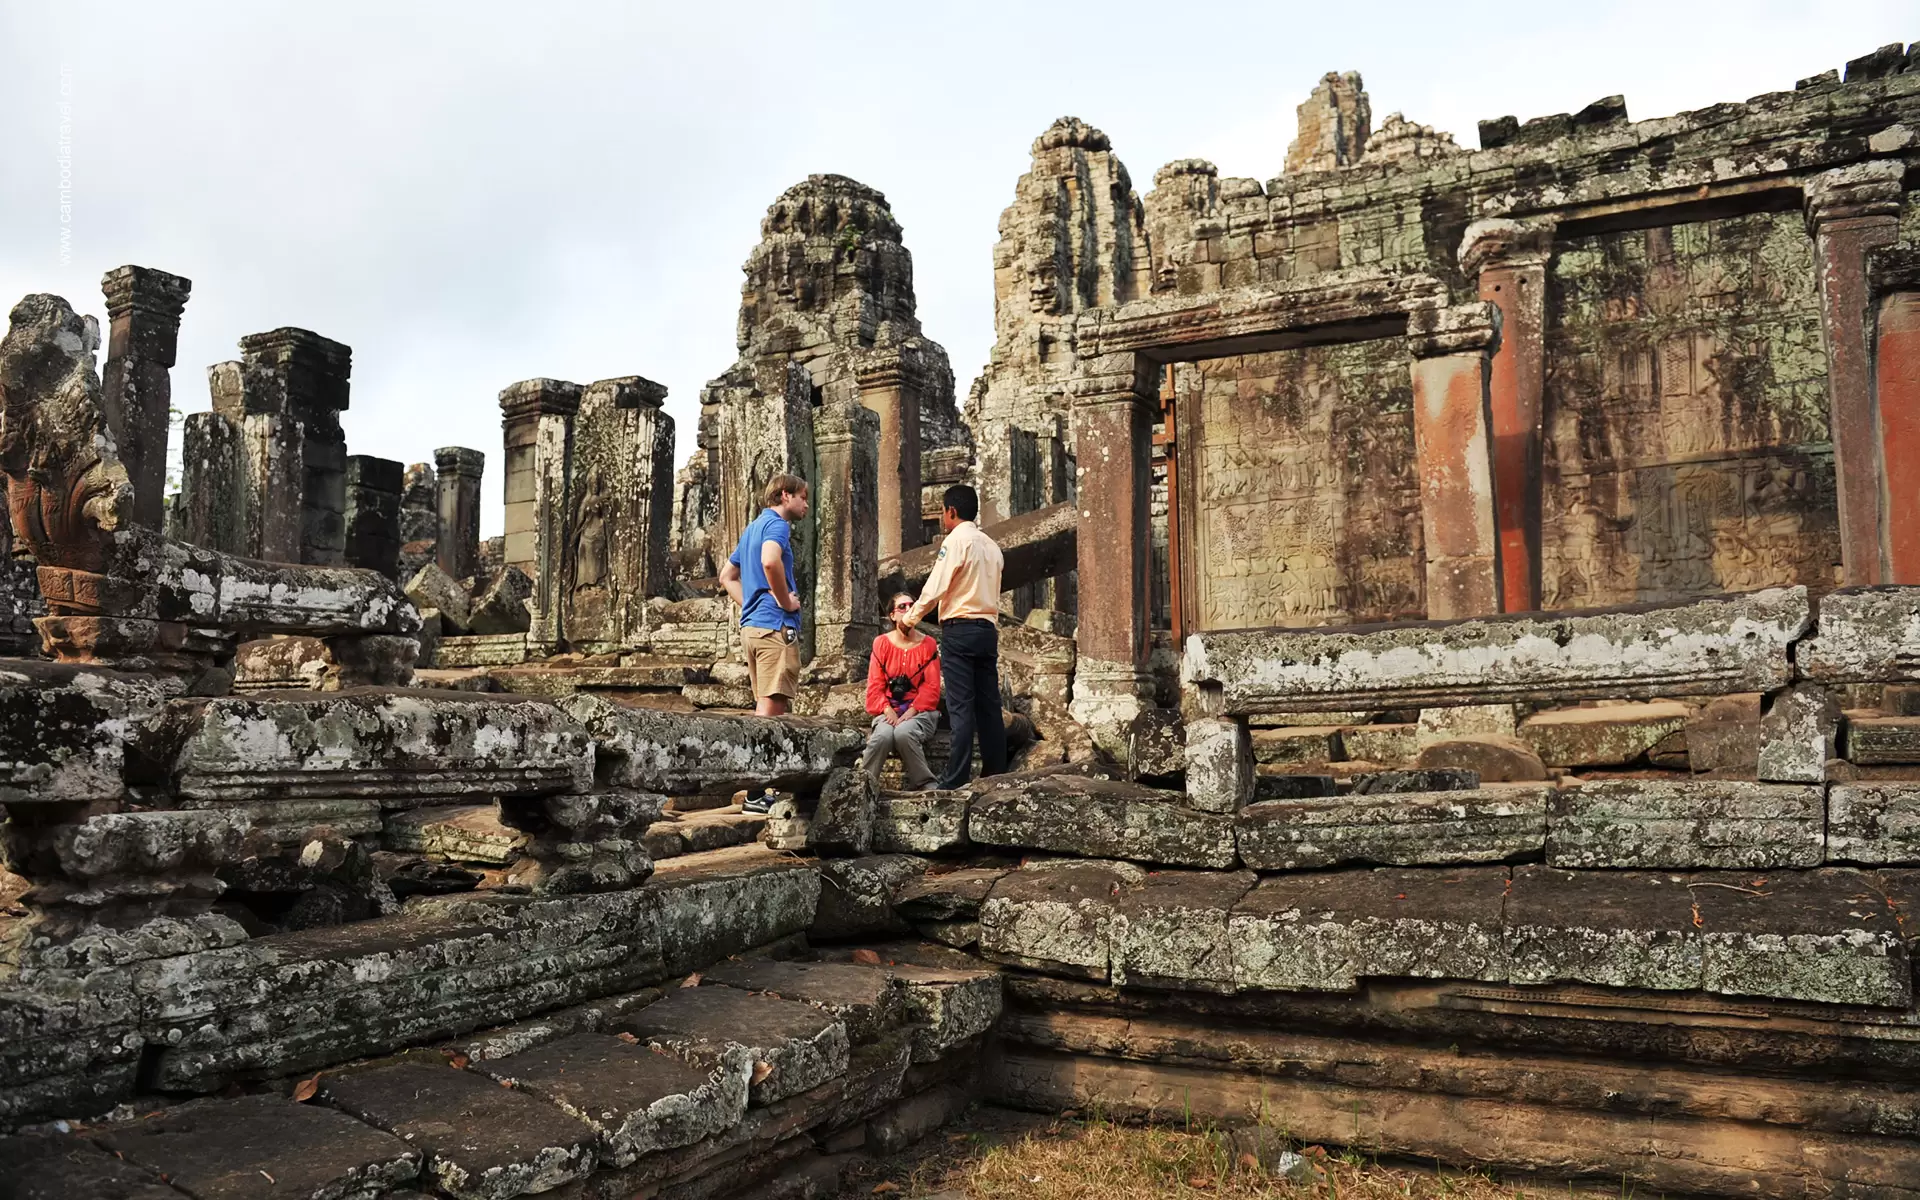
[742,626,800,700]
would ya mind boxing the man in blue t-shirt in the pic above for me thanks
[719,472,810,720]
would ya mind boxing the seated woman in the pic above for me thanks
[862,592,942,789]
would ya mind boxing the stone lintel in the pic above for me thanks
[1802,160,1906,230]
[499,378,584,424]
[1406,300,1501,359]
[1457,218,1556,279]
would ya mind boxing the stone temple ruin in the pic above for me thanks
[5,43,1920,1199]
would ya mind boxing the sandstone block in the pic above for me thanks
[1545,781,1825,869]
[0,661,165,805]
[1685,694,1762,775]
[408,562,472,632]
[1413,735,1547,782]
[565,695,861,797]
[1249,725,1342,765]
[96,1094,421,1198]
[1349,768,1479,793]
[810,854,926,941]
[1758,683,1841,782]
[385,804,531,865]
[1236,787,1548,870]
[969,774,1238,868]
[884,962,1003,1063]
[1846,716,1920,764]
[1796,586,1920,683]
[1184,587,1807,713]
[703,960,906,1044]
[467,565,534,635]
[1518,702,1690,767]
[893,866,1008,924]
[47,808,248,880]
[1338,723,1418,764]
[0,1133,183,1200]
[1184,716,1253,813]
[1251,773,1337,801]
[871,789,970,854]
[619,985,851,1105]
[1828,784,1920,864]
[810,766,875,857]
[650,855,822,976]
[1111,869,1257,992]
[979,860,1144,980]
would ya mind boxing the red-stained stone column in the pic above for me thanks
[1805,161,1905,585]
[1871,246,1920,583]
[1407,302,1503,620]
[855,350,925,561]
[1459,220,1553,612]
[100,266,191,530]
[1067,351,1157,752]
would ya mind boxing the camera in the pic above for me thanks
[887,675,913,704]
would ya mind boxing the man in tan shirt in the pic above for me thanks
[900,484,1006,788]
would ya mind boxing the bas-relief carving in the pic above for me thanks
[1540,210,1840,608]
[1183,340,1423,631]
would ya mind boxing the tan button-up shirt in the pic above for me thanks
[905,521,1003,626]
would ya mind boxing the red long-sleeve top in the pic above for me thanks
[864,633,942,716]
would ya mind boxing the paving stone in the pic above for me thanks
[968,774,1238,869]
[478,1032,748,1167]
[702,960,906,1043]
[1518,702,1690,767]
[1828,784,1920,864]
[1228,868,1509,992]
[1236,787,1549,870]
[811,855,926,941]
[1111,869,1257,992]
[1545,781,1825,869]
[384,804,530,865]
[1413,735,1547,782]
[978,860,1145,981]
[0,1132,181,1200]
[322,1060,598,1198]
[95,1093,420,1199]
[1846,716,1920,764]
[617,986,851,1105]
[871,789,970,854]
[455,986,666,1063]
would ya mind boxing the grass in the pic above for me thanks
[842,1108,1607,1200]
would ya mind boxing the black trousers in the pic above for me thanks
[936,618,1007,789]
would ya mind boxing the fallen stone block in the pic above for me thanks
[479,1032,749,1167]
[979,860,1144,980]
[1236,787,1549,870]
[468,565,534,636]
[45,807,249,881]
[1518,702,1691,768]
[703,960,907,1043]
[871,789,970,854]
[1796,586,1920,683]
[1184,587,1807,713]
[169,690,594,801]
[1545,781,1825,869]
[1249,726,1342,765]
[883,962,1002,1064]
[1757,683,1842,783]
[1413,735,1547,782]
[893,867,1008,925]
[810,766,875,857]
[811,855,927,941]
[95,1093,421,1198]
[565,695,862,797]
[434,633,532,668]
[619,985,851,1106]
[1686,694,1762,775]
[408,562,473,632]
[1185,716,1253,814]
[1846,716,1920,764]
[968,774,1238,869]
[1228,868,1509,992]
[190,796,383,845]
[1250,773,1337,801]
[322,1060,599,1198]
[1111,869,1257,992]
[385,804,531,865]
[0,661,165,805]
[1828,784,1920,864]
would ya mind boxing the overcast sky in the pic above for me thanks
[1,2,1909,536]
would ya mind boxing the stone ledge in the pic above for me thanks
[1545,781,1826,870]
[1236,787,1549,870]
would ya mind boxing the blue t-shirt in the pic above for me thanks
[731,508,799,631]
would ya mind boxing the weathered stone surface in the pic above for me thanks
[1337,722,1418,765]
[648,850,821,975]
[1757,682,1841,782]
[871,789,970,854]
[979,860,1144,980]
[1846,715,1920,764]
[1229,868,1510,992]
[0,1132,183,1199]
[169,690,593,801]
[809,766,874,857]
[1250,773,1337,801]
[1545,781,1825,869]
[1248,726,1343,765]
[969,774,1238,869]
[1347,767,1478,794]
[1797,586,1920,683]
[620,985,851,1106]
[434,634,531,669]
[1184,587,1807,713]
[1687,693,1763,774]
[1518,702,1690,767]
[0,661,164,804]
[1413,735,1548,782]
[385,804,531,865]
[467,565,533,636]
[408,562,473,633]
[565,695,860,797]
[1236,787,1549,870]
[322,1060,599,1198]
[95,1093,421,1197]
[480,1032,748,1168]
[1111,869,1256,992]
[893,867,1008,925]
[881,961,1003,1064]
[811,854,926,941]
[199,797,382,845]
[1828,784,1920,864]
[233,634,334,691]
[1184,716,1252,813]
[702,960,906,1044]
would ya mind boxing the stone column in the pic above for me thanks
[433,447,485,582]
[1067,351,1158,749]
[500,379,582,652]
[177,410,246,553]
[99,266,191,529]
[344,455,404,579]
[1459,220,1553,612]
[565,376,674,651]
[1407,302,1503,620]
[716,362,817,655]
[400,462,438,544]
[236,328,352,566]
[1871,246,1920,583]
[855,351,924,561]
[812,399,882,677]
[1805,161,1905,586]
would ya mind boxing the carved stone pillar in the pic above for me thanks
[812,399,881,678]
[715,362,818,657]
[1459,220,1552,612]
[433,447,485,583]
[500,379,581,653]
[855,351,924,561]
[1805,161,1904,585]
[1871,246,1920,583]
[177,410,246,553]
[1407,302,1503,620]
[236,328,352,566]
[99,266,190,529]
[344,455,404,580]
[565,376,674,652]
[1068,351,1157,750]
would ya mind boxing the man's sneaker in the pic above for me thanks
[743,790,775,815]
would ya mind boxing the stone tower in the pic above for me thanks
[1284,71,1371,173]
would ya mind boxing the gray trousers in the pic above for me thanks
[861,710,940,789]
